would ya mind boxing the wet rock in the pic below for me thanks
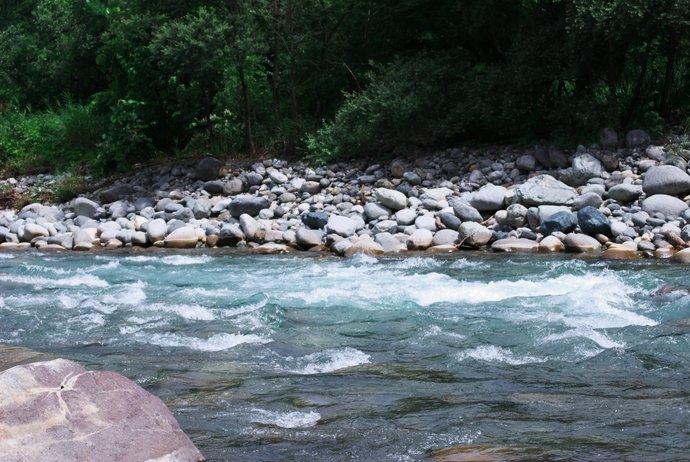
[604,243,640,260]
[517,175,577,206]
[642,165,690,196]
[0,359,205,462]
[539,235,564,252]
[491,238,539,252]
[343,239,385,257]
[673,248,690,264]
[564,233,601,252]
[254,243,290,254]
[641,194,689,218]
[577,206,611,236]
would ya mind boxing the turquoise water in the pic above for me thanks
[1,250,689,461]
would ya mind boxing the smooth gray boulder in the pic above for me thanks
[564,154,606,186]
[608,183,643,203]
[394,208,417,226]
[642,165,690,196]
[73,197,99,218]
[0,359,204,462]
[458,222,492,247]
[146,218,168,243]
[295,227,324,249]
[432,229,459,246]
[641,194,689,218]
[374,232,407,253]
[326,215,357,237]
[240,214,265,242]
[228,196,272,218]
[21,223,49,242]
[164,226,198,248]
[517,175,577,206]
[375,188,407,211]
[469,184,507,211]
[451,200,483,223]
[406,228,434,250]
[364,203,391,220]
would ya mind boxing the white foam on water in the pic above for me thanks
[58,294,79,309]
[71,313,105,327]
[421,325,465,340]
[85,260,120,271]
[389,257,443,270]
[178,287,235,299]
[0,273,109,288]
[250,409,320,428]
[288,347,371,374]
[101,281,146,306]
[448,258,484,269]
[0,253,15,259]
[350,254,379,265]
[455,345,545,365]
[544,328,625,349]
[147,332,269,351]
[138,303,216,321]
[160,255,214,266]
[219,299,267,318]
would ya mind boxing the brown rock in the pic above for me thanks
[563,233,602,252]
[491,238,539,253]
[0,359,205,462]
[673,248,690,264]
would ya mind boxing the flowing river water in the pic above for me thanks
[0,251,689,461]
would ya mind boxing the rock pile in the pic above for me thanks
[3,131,690,261]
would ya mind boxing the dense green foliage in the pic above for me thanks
[1,0,689,172]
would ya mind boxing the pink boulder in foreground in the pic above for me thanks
[0,359,205,462]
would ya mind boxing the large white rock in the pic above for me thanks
[0,359,205,462]
[458,222,492,247]
[641,194,689,218]
[469,184,507,211]
[326,215,357,237]
[642,165,690,196]
[164,226,198,248]
[517,175,577,206]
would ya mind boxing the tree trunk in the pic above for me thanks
[659,33,678,122]
[238,64,256,156]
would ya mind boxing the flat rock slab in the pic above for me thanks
[0,359,205,462]
[491,238,539,252]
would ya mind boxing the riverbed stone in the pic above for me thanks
[0,359,204,462]
[565,154,606,186]
[406,229,434,250]
[364,203,391,220]
[343,239,385,257]
[672,248,690,264]
[73,197,99,218]
[195,156,226,180]
[145,218,167,243]
[469,184,507,211]
[608,183,643,203]
[295,227,324,249]
[326,215,357,237]
[375,188,407,211]
[21,223,50,242]
[540,211,577,236]
[642,165,690,196]
[626,129,651,148]
[374,232,407,253]
[432,229,459,246]
[517,175,577,206]
[395,208,417,226]
[228,196,272,218]
[458,222,492,247]
[240,214,265,242]
[564,233,602,252]
[539,235,564,252]
[641,194,689,218]
[254,242,290,254]
[302,211,329,229]
[577,206,611,236]
[164,226,198,248]
[452,200,483,223]
[491,238,539,252]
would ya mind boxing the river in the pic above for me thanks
[0,251,688,460]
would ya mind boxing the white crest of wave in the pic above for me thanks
[101,281,147,306]
[389,257,443,270]
[0,253,15,259]
[124,254,213,266]
[71,313,105,328]
[455,345,545,365]
[288,347,371,374]
[544,328,625,349]
[147,332,269,351]
[139,303,216,321]
[0,273,109,288]
[250,409,320,428]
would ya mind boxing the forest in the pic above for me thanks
[1,0,689,175]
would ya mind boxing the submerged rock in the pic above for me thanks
[0,359,205,462]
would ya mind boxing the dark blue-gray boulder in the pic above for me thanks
[577,206,611,236]
[302,211,329,229]
[540,211,577,236]
[228,196,271,217]
[439,212,462,231]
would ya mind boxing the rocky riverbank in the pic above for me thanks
[3,130,690,263]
